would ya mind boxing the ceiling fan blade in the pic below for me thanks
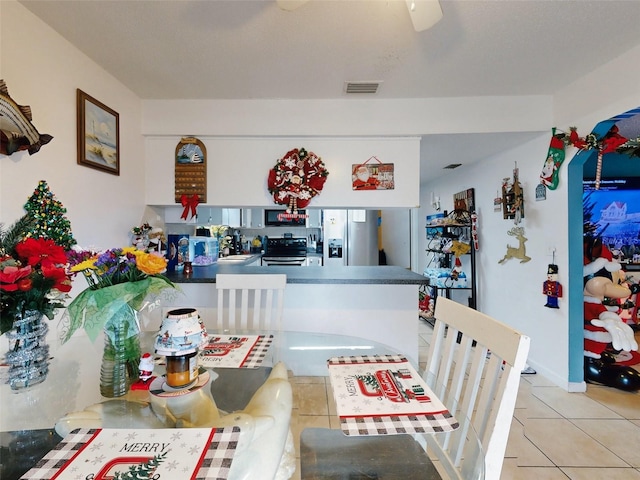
[277,0,311,11]
[406,0,443,32]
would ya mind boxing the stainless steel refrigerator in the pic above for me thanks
[323,209,379,266]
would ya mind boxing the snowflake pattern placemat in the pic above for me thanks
[19,426,241,479]
[328,354,459,436]
[200,334,273,369]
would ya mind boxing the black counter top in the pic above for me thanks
[166,264,428,285]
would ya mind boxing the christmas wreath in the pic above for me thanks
[267,147,329,214]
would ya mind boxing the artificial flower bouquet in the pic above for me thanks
[63,246,176,343]
[0,216,73,335]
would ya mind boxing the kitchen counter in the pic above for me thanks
[167,263,428,285]
[159,263,426,363]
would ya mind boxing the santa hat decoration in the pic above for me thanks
[583,241,621,278]
[454,257,462,269]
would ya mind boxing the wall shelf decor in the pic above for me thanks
[174,137,207,203]
[501,163,524,223]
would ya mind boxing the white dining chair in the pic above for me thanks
[300,296,530,480]
[420,297,531,480]
[215,273,286,333]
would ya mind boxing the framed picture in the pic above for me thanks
[76,89,119,175]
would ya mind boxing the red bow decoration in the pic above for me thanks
[180,194,199,220]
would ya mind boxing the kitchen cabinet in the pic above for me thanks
[221,208,241,228]
[242,208,264,228]
[307,255,323,266]
[306,209,322,228]
[163,207,242,229]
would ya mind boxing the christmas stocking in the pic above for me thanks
[540,128,566,190]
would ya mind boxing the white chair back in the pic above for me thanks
[423,297,530,480]
[215,273,286,333]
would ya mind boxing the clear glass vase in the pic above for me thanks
[99,305,141,398]
[5,310,49,391]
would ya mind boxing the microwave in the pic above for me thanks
[264,209,307,227]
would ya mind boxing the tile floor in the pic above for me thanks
[287,318,640,479]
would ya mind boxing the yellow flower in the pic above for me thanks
[122,246,138,255]
[136,252,167,275]
[70,258,97,272]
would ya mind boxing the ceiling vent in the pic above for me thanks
[345,81,381,94]
[443,163,462,170]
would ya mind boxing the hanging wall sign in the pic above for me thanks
[352,156,394,190]
[174,137,206,204]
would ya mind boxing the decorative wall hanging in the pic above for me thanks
[501,163,524,224]
[539,128,566,190]
[174,137,206,220]
[77,89,119,175]
[0,79,52,156]
[543,263,562,308]
[453,188,475,213]
[548,122,640,190]
[268,147,328,214]
[498,226,531,264]
[352,157,394,190]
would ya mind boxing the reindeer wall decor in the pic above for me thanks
[498,226,531,264]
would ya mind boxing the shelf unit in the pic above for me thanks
[422,213,477,319]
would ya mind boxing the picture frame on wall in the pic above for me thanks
[76,89,120,175]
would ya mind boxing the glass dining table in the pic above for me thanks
[0,330,484,480]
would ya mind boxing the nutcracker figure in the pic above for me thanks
[543,264,562,308]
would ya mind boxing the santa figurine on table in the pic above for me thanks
[583,238,640,390]
[130,352,156,390]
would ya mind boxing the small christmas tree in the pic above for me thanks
[23,180,76,249]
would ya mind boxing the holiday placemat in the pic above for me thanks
[328,355,459,436]
[19,426,241,479]
[200,334,273,369]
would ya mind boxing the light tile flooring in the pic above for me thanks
[287,318,640,480]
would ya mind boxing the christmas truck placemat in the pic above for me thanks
[328,355,459,436]
[200,334,273,368]
[19,426,241,479]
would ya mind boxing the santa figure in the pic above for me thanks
[583,238,640,390]
[138,352,155,383]
[352,165,379,190]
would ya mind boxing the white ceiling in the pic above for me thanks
[19,0,640,184]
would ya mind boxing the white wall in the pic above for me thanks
[420,135,570,387]
[145,136,421,208]
[418,41,640,390]
[0,1,145,251]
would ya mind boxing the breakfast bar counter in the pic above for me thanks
[166,263,429,285]
[160,265,428,363]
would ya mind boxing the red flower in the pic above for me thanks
[0,264,32,292]
[17,278,33,292]
[42,264,72,293]
[15,237,68,267]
